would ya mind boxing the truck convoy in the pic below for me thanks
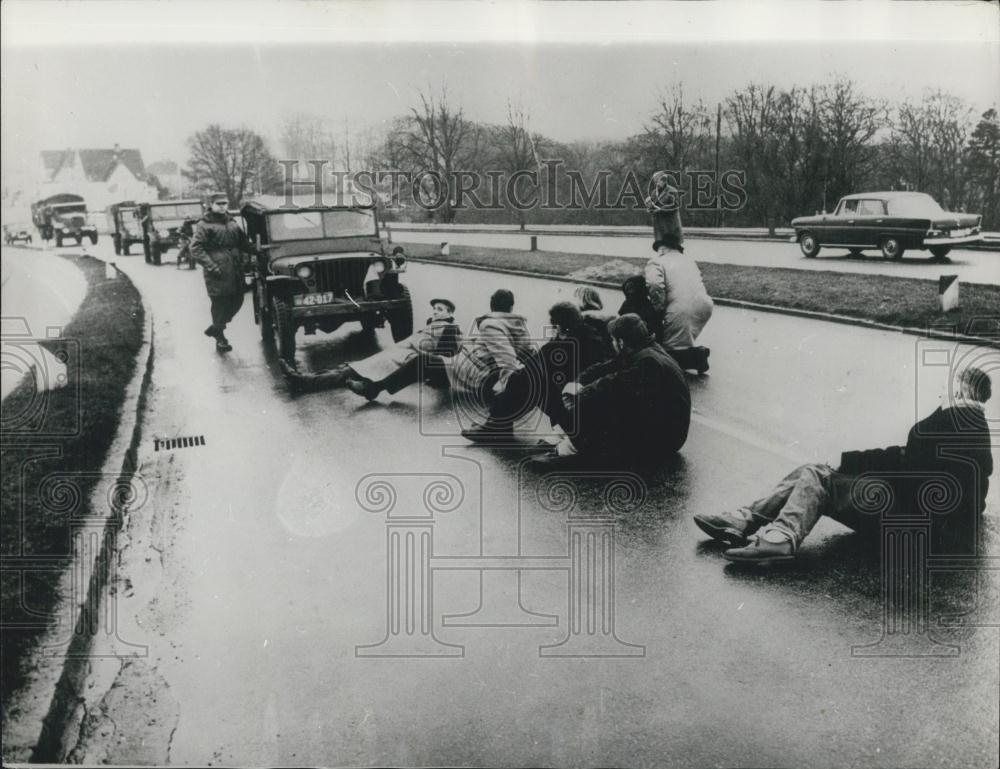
[30,193,99,246]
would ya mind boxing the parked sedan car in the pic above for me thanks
[791,192,983,260]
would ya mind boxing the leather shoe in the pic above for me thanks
[723,529,796,565]
[345,378,379,401]
[693,511,754,547]
[462,423,515,443]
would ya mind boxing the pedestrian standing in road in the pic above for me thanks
[190,193,250,353]
[693,366,994,565]
[644,237,713,374]
[645,170,684,250]
[530,314,691,467]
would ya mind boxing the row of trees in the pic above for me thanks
[182,79,1000,230]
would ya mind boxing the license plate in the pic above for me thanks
[293,291,335,307]
[950,228,971,238]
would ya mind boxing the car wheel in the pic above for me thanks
[929,246,951,260]
[143,237,151,263]
[880,236,904,260]
[152,244,162,265]
[848,248,864,258]
[122,241,130,256]
[55,233,63,248]
[798,232,820,258]
[113,235,122,255]
[271,297,296,363]
[387,286,414,342]
[89,233,98,245]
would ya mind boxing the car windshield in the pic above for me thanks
[267,208,375,241]
[150,203,203,221]
[886,194,946,218]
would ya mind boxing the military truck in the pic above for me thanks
[30,193,99,246]
[140,199,204,265]
[107,201,145,255]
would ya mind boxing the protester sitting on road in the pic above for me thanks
[574,285,616,349]
[463,301,614,443]
[645,236,712,374]
[694,366,994,565]
[530,314,691,467]
[191,192,252,353]
[441,288,535,411]
[618,275,663,343]
[342,298,462,400]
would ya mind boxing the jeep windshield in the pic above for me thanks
[267,209,376,242]
[886,194,946,218]
[150,203,203,221]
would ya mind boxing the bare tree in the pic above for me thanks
[398,87,482,222]
[725,83,783,233]
[964,108,1000,228]
[817,77,886,207]
[280,113,337,164]
[495,98,543,228]
[184,124,282,204]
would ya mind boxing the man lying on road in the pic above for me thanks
[694,366,994,564]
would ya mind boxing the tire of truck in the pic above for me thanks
[271,297,296,363]
[254,287,274,340]
[113,234,122,255]
[143,237,151,263]
[122,241,131,255]
[55,232,64,247]
[89,233,98,245]
[387,286,414,342]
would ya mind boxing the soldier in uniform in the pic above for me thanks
[190,193,250,352]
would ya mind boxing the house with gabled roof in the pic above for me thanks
[38,145,159,212]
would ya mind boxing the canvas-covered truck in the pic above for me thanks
[107,200,145,255]
[140,199,204,265]
[31,193,99,246]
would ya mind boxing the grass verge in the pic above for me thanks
[399,243,999,338]
[1,254,144,710]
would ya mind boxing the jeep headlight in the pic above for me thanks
[157,228,170,238]
[296,264,313,280]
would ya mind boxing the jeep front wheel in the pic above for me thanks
[798,232,820,258]
[254,287,273,340]
[387,287,414,342]
[271,297,296,363]
[89,233,98,245]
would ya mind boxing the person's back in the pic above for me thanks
[645,247,713,350]
[576,319,691,462]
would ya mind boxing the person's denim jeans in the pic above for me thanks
[739,463,878,546]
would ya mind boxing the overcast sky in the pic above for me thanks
[2,1,998,177]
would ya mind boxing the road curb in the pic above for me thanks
[408,256,999,349]
[2,260,156,763]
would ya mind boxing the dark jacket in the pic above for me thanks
[573,340,690,462]
[191,211,250,296]
[619,276,664,342]
[840,403,992,553]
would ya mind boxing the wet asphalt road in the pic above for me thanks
[16,241,1000,766]
[392,227,1000,285]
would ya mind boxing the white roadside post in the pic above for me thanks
[938,274,960,312]
[440,241,450,256]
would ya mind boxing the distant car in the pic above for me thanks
[3,225,33,245]
[791,192,983,260]
[241,194,413,366]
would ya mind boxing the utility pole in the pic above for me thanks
[714,102,722,227]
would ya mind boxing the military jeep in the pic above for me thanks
[241,194,413,364]
[140,199,204,265]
